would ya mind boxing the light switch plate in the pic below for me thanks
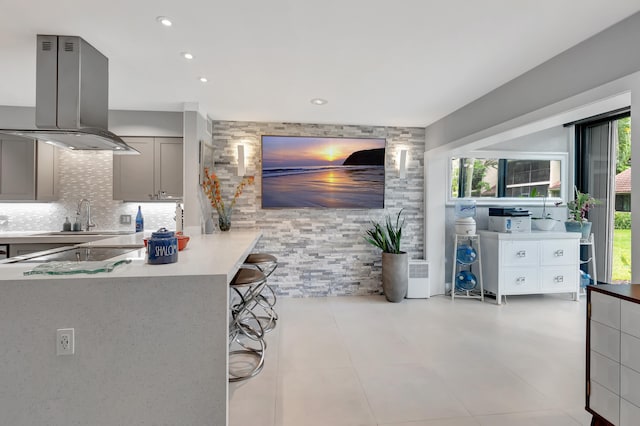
[120,215,132,225]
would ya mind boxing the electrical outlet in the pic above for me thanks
[120,214,132,225]
[56,328,74,356]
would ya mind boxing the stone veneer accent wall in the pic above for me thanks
[210,121,425,297]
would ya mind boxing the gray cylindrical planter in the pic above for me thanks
[382,252,408,302]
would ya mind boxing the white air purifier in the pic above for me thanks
[407,260,430,298]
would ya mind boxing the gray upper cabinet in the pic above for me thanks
[36,140,60,201]
[0,138,58,201]
[113,137,183,201]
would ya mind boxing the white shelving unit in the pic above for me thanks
[451,234,484,301]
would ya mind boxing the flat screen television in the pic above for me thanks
[261,135,386,208]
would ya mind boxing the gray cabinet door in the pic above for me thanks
[0,138,36,200]
[113,137,183,201]
[113,137,155,200]
[154,137,183,197]
[36,141,60,201]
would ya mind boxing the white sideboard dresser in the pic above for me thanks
[478,230,581,304]
[587,285,640,426]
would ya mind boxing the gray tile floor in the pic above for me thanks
[229,294,592,426]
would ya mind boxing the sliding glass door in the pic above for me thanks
[575,113,631,283]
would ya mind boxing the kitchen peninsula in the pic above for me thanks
[0,228,261,426]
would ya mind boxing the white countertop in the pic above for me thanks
[0,228,262,282]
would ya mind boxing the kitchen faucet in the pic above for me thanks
[77,198,95,231]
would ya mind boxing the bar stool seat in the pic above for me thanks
[244,253,279,332]
[245,253,278,277]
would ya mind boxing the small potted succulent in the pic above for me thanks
[565,187,600,239]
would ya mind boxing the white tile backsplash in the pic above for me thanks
[0,150,178,232]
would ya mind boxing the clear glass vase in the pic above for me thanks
[218,209,232,232]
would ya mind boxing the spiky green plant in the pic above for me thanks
[364,210,405,254]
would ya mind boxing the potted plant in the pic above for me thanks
[529,188,558,231]
[364,210,408,302]
[565,187,600,239]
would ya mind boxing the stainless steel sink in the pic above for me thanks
[15,246,142,263]
[38,231,135,236]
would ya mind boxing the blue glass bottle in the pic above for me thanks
[135,206,144,233]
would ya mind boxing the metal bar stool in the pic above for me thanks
[245,253,278,278]
[244,253,278,332]
[229,267,268,382]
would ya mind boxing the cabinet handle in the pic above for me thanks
[516,277,526,285]
[554,275,564,283]
[554,249,564,257]
[516,250,526,258]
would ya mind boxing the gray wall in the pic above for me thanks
[109,110,183,137]
[480,126,569,152]
[425,11,640,152]
[209,120,425,297]
[425,12,640,294]
[183,110,211,228]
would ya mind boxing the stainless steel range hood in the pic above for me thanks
[0,35,138,154]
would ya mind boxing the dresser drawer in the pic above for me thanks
[591,321,621,362]
[621,398,640,426]
[621,365,640,407]
[591,350,620,394]
[500,241,539,267]
[621,332,640,372]
[540,239,578,266]
[590,380,620,425]
[502,267,539,294]
[592,292,621,330]
[540,266,577,292]
[621,300,640,339]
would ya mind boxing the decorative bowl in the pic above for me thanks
[176,235,190,251]
[532,218,557,231]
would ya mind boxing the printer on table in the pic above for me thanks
[488,207,531,233]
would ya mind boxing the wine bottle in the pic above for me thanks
[136,206,144,233]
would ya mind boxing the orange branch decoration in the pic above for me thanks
[201,167,254,231]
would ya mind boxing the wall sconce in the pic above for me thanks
[237,144,246,176]
[399,149,408,179]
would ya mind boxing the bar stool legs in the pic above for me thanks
[228,253,279,383]
[229,268,268,382]
[244,253,279,332]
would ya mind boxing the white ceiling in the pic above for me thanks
[1,1,639,127]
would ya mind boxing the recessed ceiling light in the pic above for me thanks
[310,98,328,106]
[156,16,172,27]
[199,77,208,83]
[182,52,194,60]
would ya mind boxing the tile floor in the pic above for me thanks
[229,294,592,426]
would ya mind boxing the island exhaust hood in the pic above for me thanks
[0,35,138,154]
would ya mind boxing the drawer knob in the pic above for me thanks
[516,277,526,284]
[554,275,564,283]
[516,250,527,258]
[554,249,564,257]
